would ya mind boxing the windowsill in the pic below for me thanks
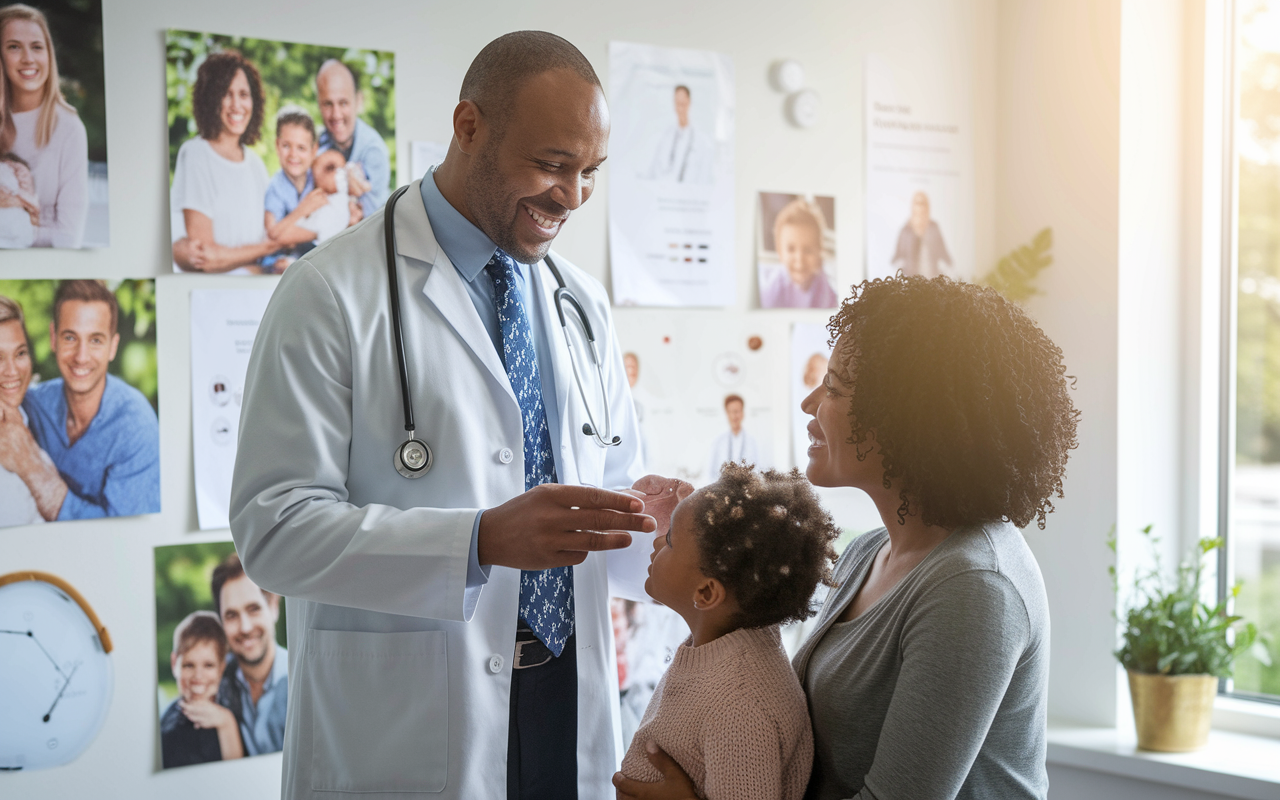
[1047,722,1280,800]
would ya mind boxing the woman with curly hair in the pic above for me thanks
[170,49,281,273]
[617,276,1077,800]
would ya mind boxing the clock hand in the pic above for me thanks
[43,662,79,723]
[1,629,69,679]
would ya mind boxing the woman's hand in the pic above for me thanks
[172,237,209,271]
[0,405,67,521]
[612,741,699,800]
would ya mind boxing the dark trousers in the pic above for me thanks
[507,630,578,800]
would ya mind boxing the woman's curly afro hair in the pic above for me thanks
[192,50,265,146]
[691,463,841,629]
[827,275,1079,530]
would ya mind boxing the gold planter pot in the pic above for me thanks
[1127,670,1218,752]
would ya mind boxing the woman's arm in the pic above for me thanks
[612,742,699,800]
[34,112,88,248]
[0,406,67,520]
[183,209,280,273]
[854,571,1031,800]
[265,188,329,244]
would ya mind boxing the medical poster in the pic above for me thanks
[864,56,971,281]
[0,1,110,250]
[166,30,395,274]
[790,323,833,468]
[758,192,839,309]
[615,313,778,487]
[0,279,159,529]
[190,289,272,530]
[608,41,736,307]
[155,541,289,770]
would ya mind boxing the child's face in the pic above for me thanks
[171,639,225,702]
[778,222,824,289]
[312,150,346,194]
[276,124,316,181]
[645,492,710,615]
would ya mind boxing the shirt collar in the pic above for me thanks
[235,643,287,696]
[419,168,501,282]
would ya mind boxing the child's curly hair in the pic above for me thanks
[691,463,841,629]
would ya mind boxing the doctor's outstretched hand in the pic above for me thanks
[477,483,657,571]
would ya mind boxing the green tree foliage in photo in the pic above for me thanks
[1231,0,1280,696]
[165,31,395,182]
[0,279,157,410]
[24,0,108,163]
[154,542,287,704]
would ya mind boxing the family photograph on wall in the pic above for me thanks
[0,279,158,529]
[166,30,395,274]
[0,1,109,249]
[155,541,289,770]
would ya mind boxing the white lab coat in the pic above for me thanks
[230,180,646,800]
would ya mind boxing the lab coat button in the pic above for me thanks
[488,654,504,673]
[498,448,514,464]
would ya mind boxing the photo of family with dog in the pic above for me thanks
[154,542,288,770]
[0,279,159,529]
[165,31,395,274]
[0,1,109,249]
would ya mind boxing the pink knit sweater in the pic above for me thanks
[620,625,813,800]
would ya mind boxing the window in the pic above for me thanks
[1228,0,1280,703]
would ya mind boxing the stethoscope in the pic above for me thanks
[383,185,621,479]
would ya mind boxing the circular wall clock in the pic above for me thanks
[0,571,114,772]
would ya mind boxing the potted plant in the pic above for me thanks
[1109,526,1270,752]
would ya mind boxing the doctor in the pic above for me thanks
[231,31,682,800]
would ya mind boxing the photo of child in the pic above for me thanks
[160,611,243,769]
[614,463,840,800]
[757,192,838,309]
[155,542,289,771]
[0,152,37,247]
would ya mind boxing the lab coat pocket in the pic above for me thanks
[308,629,448,793]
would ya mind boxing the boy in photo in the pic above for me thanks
[160,611,244,769]
[262,107,334,272]
[760,198,838,309]
[613,463,840,800]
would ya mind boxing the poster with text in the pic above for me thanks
[864,56,969,281]
[155,541,288,770]
[609,41,735,307]
[0,279,158,529]
[791,323,833,468]
[758,192,838,309]
[166,30,395,274]
[190,289,271,530]
[0,1,110,249]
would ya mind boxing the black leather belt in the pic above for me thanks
[513,626,554,670]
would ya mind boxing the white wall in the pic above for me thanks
[0,1,995,797]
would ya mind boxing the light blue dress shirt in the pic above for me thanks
[320,118,391,217]
[419,171,563,588]
[217,644,288,756]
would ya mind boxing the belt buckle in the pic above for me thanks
[513,637,552,670]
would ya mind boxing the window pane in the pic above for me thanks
[1234,0,1280,700]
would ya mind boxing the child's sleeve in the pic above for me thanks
[700,707,784,800]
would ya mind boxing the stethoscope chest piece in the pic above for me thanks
[394,434,433,479]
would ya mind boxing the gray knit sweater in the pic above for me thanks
[793,523,1050,800]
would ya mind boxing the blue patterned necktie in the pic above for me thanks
[487,248,574,657]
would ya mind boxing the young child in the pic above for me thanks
[0,153,37,249]
[617,462,840,800]
[301,148,355,244]
[262,107,352,272]
[760,198,838,309]
[160,611,243,769]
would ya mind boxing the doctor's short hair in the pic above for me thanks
[723,394,744,409]
[172,610,228,662]
[210,552,276,618]
[275,106,316,143]
[53,280,118,335]
[460,31,601,131]
[674,84,691,98]
[692,463,840,630]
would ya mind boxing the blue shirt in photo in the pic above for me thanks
[23,374,160,521]
[217,644,288,756]
[264,168,314,223]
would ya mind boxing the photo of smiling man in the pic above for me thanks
[155,542,289,770]
[165,31,394,274]
[0,278,158,528]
